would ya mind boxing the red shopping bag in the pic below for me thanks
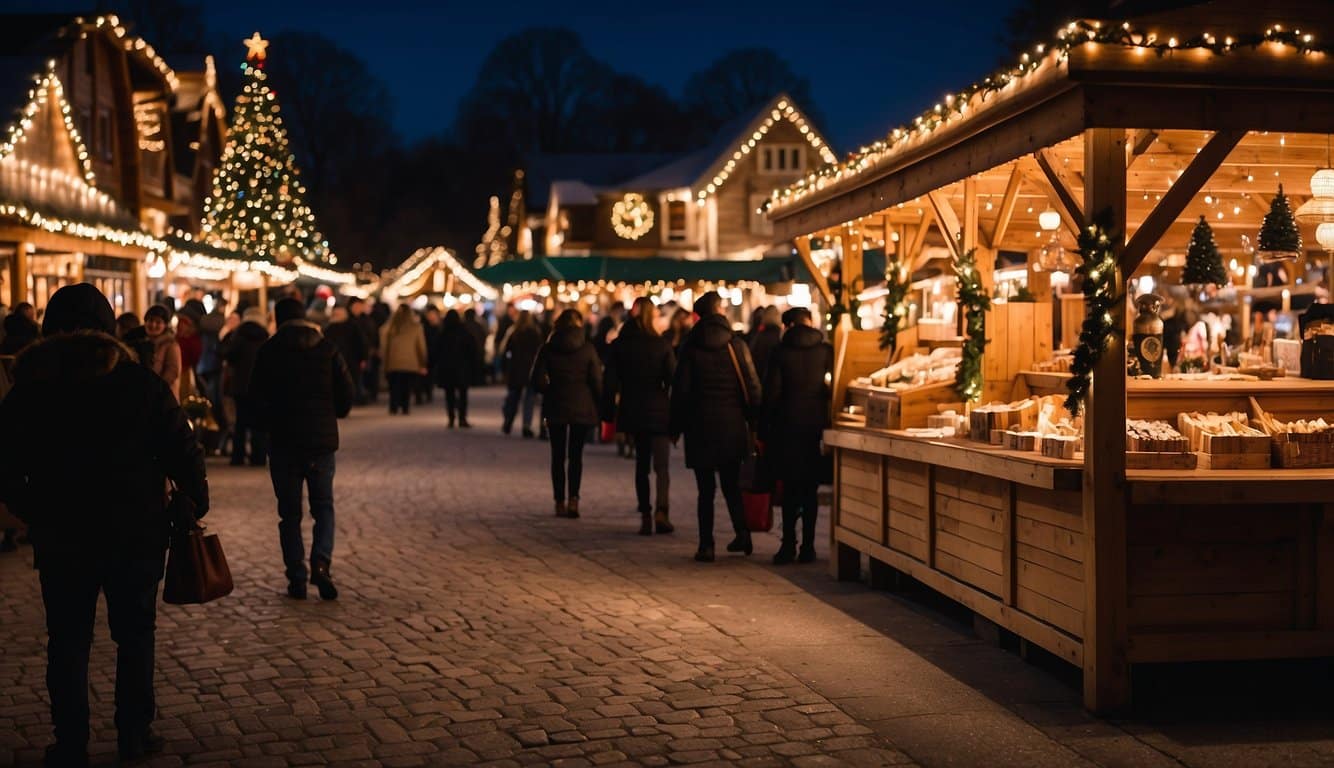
[599,420,616,443]
[743,491,773,532]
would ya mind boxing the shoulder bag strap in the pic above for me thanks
[725,338,750,409]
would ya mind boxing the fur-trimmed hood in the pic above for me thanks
[13,331,135,385]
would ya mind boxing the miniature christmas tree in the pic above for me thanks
[1256,185,1302,260]
[200,33,333,265]
[1182,216,1227,286]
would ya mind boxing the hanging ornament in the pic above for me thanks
[1182,216,1228,286]
[1256,185,1302,263]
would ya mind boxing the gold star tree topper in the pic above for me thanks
[244,32,269,62]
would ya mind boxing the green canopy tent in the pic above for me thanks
[474,255,812,289]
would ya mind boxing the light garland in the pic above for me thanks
[385,247,497,300]
[611,193,655,240]
[1,67,96,185]
[1065,212,1121,416]
[89,15,179,92]
[697,98,836,203]
[0,203,166,251]
[769,20,1329,214]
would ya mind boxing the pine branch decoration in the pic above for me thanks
[953,248,991,402]
[1182,216,1227,286]
[1065,211,1122,416]
[878,263,911,352]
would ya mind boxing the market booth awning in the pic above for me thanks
[474,255,812,288]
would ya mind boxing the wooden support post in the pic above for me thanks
[842,224,863,308]
[907,214,933,271]
[132,257,147,316]
[794,236,833,307]
[1032,150,1086,238]
[835,541,860,582]
[10,240,29,307]
[963,177,981,252]
[258,274,269,313]
[1127,129,1159,167]
[926,191,963,260]
[1081,127,1130,715]
[990,165,1024,249]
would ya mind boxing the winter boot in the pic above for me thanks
[654,507,674,534]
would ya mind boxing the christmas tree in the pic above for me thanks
[1182,216,1227,286]
[200,33,333,265]
[1257,184,1302,259]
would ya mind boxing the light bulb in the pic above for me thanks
[1038,208,1061,232]
[1318,222,1334,251]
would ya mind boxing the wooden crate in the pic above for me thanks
[1271,432,1334,468]
[1198,451,1271,470]
[837,450,884,544]
[1125,452,1198,470]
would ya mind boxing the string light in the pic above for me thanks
[698,98,835,203]
[768,19,1328,214]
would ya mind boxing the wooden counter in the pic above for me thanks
[825,424,1334,692]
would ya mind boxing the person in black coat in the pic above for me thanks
[222,307,271,466]
[326,304,370,404]
[760,307,834,564]
[531,309,602,519]
[251,298,355,601]
[462,307,488,385]
[669,291,761,562]
[0,283,207,766]
[418,306,442,405]
[748,305,782,381]
[0,303,39,355]
[604,296,676,535]
[433,309,479,428]
[499,310,542,437]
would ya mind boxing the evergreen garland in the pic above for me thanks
[953,248,991,402]
[1182,216,1227,286]
[1257,185,1302,258]
[1065,212,1121,416]
[878,263,911,352]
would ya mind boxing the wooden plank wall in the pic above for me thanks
[933,468,1007,597]
[1015,487,1085,638]
[887,459,931,562]
[838,450,884,544]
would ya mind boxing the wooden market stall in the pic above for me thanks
[767,0,1334,712]
[380,246,497,308]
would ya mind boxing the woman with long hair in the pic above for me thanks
[432,309,479,428]
[530,309,602,518]
[604,297,676,534]
[380,304,428,415]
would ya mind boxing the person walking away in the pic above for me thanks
[494,302,516,382]
[462,307,489,385]
[419,306,442,405]
[760,307,834,564]
[142,305,180,398]
[0,283,208,766]
[604,297,675,534]
[351,298,380,404]
[251,298,354,600]
[670,291,761,562]
[667,307,693,354]
[748,305,782,382]
[0,302,40,356]
[196,299,229,442]
[380,304,428,415]
[499,310,542,437]
[531,309,601,518]
[222,307,271,466]
[325,305,369,404]
[433,309,479,428]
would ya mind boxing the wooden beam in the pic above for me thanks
[842,224,864,304]
[906,214,932,271]
[963,177,982,252]
[1121,129,1245,274]
[1081,127,1129,716]
[1033,149,1086,237]
[990,165,1024,249]
[926,191,962,260]
[794,236,833,307]
[9,240,29,307]
[1127,129,1159,167]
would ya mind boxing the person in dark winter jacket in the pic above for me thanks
[222,307,271,466]
[433,309,479,428]
[500,310,542,437]
[748,306,782,381]
[0,283,207,767]
[352,298,382,403]
[531,309,602,519]
[325,305,369,404]
[604,297,676,535]
[463,307,488,384]
[760,307,834,564]
[418,306,442,405]
[669,292,761,562]
[0,303,39,355]
[251,298,355,601]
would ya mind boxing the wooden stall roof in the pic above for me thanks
[769,0,1334,245]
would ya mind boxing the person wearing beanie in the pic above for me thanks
[0,283,207,766]
[142,304,181,398]
[669,291,761,563]
[250,295,355,600]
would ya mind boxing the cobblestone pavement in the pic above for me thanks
[2,387,1332,767]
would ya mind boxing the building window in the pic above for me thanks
[758,144,804,175]
[749,193,773,236]
[667,201,687,242]
[96,109,113,162]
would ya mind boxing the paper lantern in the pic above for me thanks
[1038,208,1061,232]
[1318,222,1334,251]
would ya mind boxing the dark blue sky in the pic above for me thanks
[193,0,1010,153]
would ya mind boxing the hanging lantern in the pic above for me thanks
[1318,222,1334,252]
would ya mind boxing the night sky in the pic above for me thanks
[191,0,1009,154]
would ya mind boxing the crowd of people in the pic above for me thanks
[0,281,832,766]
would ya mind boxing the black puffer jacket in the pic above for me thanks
[603,321,675,435]
[761,324,834,440]
[670,313,761,469]
[0,332,207,569]
[502,324,543,386]
[251,321,355,458]
[530,325,602,426]
[221,320,269,398]
[749,323,781,380]
[433,322,479,387]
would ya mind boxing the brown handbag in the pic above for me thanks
[163,488,233,605]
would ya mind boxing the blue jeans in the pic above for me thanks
[269,452,336,583]
[502,385,537,432]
